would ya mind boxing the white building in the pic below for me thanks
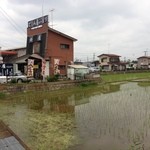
[67,65,89,80]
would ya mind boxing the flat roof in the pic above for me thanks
[98,54,121,57]
[0,51,17,55]
[68,65,88,69]
[2,47,26,51]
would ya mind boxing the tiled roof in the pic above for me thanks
[98,54,121,57]
[48,27,77,41]
[137,56,150,59]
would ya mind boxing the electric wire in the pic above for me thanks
[0,7,27,49]
[0,6,26,35]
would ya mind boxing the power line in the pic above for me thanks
[0,6,26,39]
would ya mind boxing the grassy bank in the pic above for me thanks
[101,72,150,83]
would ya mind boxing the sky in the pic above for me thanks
[0,0,150,62]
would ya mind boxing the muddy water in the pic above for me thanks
[0,82,150,150]
[70,82,150,150]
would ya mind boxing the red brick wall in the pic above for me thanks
[46,30,74,75]
[27,23,48,36]
[27,23,74,75]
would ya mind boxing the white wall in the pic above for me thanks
[67,68,75,80]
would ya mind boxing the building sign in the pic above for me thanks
[27,59,34,77]
[0,64,13,76]
[54,59,60,74]
[28,15,48,28]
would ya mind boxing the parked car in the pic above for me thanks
[0,76,7,84]
[8,72,34,83]
[89,67,100,72]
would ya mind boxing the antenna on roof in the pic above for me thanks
[144,49,148,56]
[42,0,45,16]
[107,42,110,54]
[49,9,55,28]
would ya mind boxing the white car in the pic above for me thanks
[8,72,34,83]
[0,76,7,83]
[89,67,100,72]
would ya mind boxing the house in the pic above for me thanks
[98,54,126,71]
[137,56,150,69]
[67,65,89,80]
[1,15,77,79]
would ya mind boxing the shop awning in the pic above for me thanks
[29,54,44,60]
[10,54,44,64]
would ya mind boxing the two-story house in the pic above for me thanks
[98,54,126,71]
[137,56,150,69]
[1,15,77,79]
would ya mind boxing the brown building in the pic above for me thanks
[1,15,77,78]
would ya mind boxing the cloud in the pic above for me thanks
[0,0,150,61]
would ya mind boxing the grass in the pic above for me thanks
[101,72,150,83]
[0,92,6,100]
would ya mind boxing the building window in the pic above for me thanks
[59,65,66,70]
[60,44,70,49]
[37,34,41,41]
[101,58,107,62]
[29,37,33,43]
[33,42,40,54]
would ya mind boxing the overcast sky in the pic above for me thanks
[0,0,150,61]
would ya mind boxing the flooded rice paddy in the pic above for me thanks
[0,81,150,150]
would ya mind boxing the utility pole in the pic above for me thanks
[87,56,89,62]
[0,47,3,64]
[93,53,95,61]
[108,43,110,54]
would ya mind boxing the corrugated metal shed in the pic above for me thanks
[67,65,89,80]
[0,136,25,150]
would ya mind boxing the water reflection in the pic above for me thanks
[0,83,122,150]
[24,83,121,112]
[70,82,150,150]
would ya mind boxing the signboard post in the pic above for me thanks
[27,59,34,77]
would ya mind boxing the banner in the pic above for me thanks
[27,59,34,77]
[41,60,46,76]
[54,59,60,74]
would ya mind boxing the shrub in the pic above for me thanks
[0,92,6,99]
[10,78,17,83]
[80,82,97,87]
[46,74,59,82]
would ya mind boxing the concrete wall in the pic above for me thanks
[0,79,99,94]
